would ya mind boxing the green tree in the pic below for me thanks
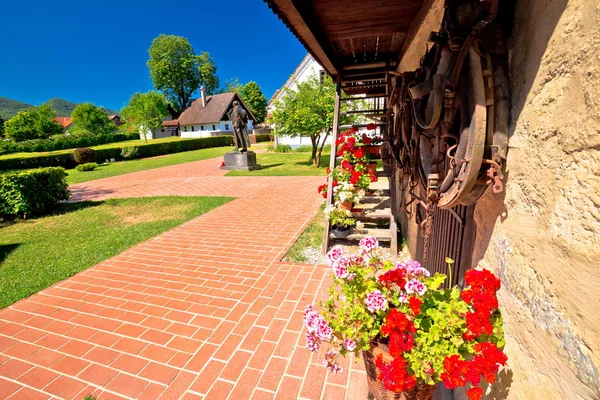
[3,105,62,141]
[241,81,267,123]
[121,91,169,142]
[223,77,244,94]
[35,104,63,137]
[71,103,117,135]
[147,34,220,116]
[272,76,358,167]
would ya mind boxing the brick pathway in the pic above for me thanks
[0,158,369,399]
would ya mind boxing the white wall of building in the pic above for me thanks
[179,120,252,138]
[268,55,331,149]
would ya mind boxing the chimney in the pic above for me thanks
[200,86,206,107]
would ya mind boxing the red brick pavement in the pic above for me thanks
[0,157,369,399]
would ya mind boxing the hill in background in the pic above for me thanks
[0,97,118,120]
[0,97,33,120]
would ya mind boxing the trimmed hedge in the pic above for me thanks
[0,167,70,218]
[254,134,272,143]
[0,136,234,171]
[0,132,140,155]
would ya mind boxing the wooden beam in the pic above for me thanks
[264,0,339,76]
[321,75,342,254]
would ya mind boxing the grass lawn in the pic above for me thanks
[0,196,232,308]
[225,152,330,176]
[0,136,198,161]
[66,145,234,184]
[284,203,325,263]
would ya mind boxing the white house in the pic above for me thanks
[267,54,334,149]
[178,92,255,138]
[142,92,256,140]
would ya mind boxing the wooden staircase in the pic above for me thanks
[326,168,399,255]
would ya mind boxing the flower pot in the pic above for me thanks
[339,201,353,211]
[367,163,378,174]
[363,340,437,400]
[331,224,351,239]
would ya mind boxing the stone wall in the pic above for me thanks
[397,0,600,398]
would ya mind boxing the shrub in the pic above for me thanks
[254,134,272,143]
[0,132,140,156]
[73,147,97,164]
[295,145,313,153]
[0,136,233,170]
[274,144,293,153]
[0,167,70,218]
[76,162,98,172]
[121,146,139,159]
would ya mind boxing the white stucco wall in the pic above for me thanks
[179,120,252,138]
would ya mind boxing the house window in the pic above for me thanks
[212,124,216,130]
[184,126,188,132]
[161,127,165,132]
[191,126,195,132]
[319,69,325,84]
[225,124,229,130]
[201,126,204,131]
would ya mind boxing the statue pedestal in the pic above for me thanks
[221,151,261,171]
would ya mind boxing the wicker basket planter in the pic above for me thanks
[363,340,437,400]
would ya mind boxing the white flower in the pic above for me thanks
[356,221,364,230]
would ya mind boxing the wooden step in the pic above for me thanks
[330,228,392,242]
[364,188,390,197]
[377,170,391,178]
[353,208,392,221]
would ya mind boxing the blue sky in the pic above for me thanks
[0,0,306,111]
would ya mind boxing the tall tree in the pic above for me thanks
[71,103,117,135]
[240,82,267,123]
[272,76,358,167]
[147,34,220,116]
[223,77,244,94]
[35,104,63,137]
[121,91,169,142]
[3,105,62,141]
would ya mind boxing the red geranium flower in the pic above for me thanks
[341,160,353,171]
[362,134,373,145]
[366,123,376,130]
[466,387,483,400]
[353,147,365,159]
[408,296,423,315]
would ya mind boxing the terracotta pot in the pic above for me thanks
[339,201,353,211]
[366,163,378,174]
[363,340,437,400]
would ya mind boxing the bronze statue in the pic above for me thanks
[227,101,251,152]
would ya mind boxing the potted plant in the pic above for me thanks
[326,205,363,238]
[303,238,506,400]
[362,123,384,159]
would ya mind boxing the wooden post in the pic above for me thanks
[321,74,342,254]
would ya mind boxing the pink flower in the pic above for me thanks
[331,256,350,279]
[350,253,364,265]
[323,350,343,374]
[359,236,379,252]
[327,246,346,264]
[304,305,332,340]
[365,290,388,313]
[344,339,357,351]
[405,279,427,296]
[405,260,430,277]
[306,332,320,352]
[398,292,408,303]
